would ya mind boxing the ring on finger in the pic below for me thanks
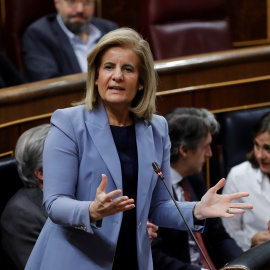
[226,208,230,214]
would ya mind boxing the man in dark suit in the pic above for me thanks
[0,124,50,270]
[151,107,244,270]
[22,0,118,82]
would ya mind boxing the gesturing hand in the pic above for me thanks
[147,220,159,243]
[89,174,135,222]
[194,178,253,220]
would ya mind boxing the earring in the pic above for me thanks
[95,81,98,86]
[139,85,143,90]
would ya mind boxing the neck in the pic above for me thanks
[105,107,133,126]
[171,159,190,178]
[76,31,89,43]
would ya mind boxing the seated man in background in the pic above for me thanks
[22,0,118,82]
[0,124,50,270]
[222,111,270,251]
[152,107,243,270]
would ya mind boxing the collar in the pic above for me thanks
[256,166,269,184]
[170,167,183,186]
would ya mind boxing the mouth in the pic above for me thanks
[260,162,269,167]
[108,86,125,91]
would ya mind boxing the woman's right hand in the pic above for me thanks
[89,174,135,222]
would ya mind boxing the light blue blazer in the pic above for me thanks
[25,104,203,270]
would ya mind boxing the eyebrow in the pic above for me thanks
[103,62,135,69]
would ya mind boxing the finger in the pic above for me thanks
[114,203,135,213]
[99,174,108,192]
[115,198,135,209]
[229,203,253,210]
[147,223,159,231]
[106,189,122,200]
[230,192,250,201]
[212,178,226,192]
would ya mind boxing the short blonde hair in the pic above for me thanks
[77,27,157,121]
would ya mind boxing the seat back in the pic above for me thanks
[2,0,56,73]
[210,106,270,186]
[0,157,23,214]
[220,239,270,270]
[0,156,23,269]
[139,0,233,60]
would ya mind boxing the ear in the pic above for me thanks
[34,168,43,181]
[138,84,144,91]
[179,145,188,157]
[54,0,60,11]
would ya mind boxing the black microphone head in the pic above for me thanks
[152,162,160,173]
[152,162,164,180]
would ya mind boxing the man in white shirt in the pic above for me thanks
[222,110,270,251]
[23,0,118,82]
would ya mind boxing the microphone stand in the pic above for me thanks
[152,162,213,270]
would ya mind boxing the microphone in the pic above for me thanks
[152,161,213,270]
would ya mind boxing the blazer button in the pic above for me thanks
[138,222,141,228]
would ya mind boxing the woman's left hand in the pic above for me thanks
[147,220,159,243]
[193,178,253,220]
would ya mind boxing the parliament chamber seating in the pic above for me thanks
[220,239,270,270]
[209,105,270,187]
[1,0,56,73]
[139,0,233,60]
[0,156,23,270]
[0,157,22,214]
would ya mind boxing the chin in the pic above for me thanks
[260,167,270,175]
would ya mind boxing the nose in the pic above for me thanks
[74,2,84,12]
[256,148,266,160]
[206,145,212,158]
[112,67,123,81]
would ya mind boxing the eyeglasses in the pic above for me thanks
[64,0,95,6]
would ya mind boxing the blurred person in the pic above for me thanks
[22,0,118,82]
[222,111,270,251]
[152,108,244,270]
[0,124,50,270]
[24,28,252,270]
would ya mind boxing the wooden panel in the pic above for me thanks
[227,0,270,47]
[155,45,270,90]
[100,0,139,30]
[156,76,270,116]
[0,73,86,124]
[0,119,50,156]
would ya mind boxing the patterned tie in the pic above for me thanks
[179,179,216,270]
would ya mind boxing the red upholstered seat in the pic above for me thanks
[139,0,233,60]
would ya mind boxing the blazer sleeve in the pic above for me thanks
[42,109,94,233]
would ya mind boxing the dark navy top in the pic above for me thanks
[111,125,139,270]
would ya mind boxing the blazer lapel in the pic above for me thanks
[85,105,122,190]
[135,118,155,221]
